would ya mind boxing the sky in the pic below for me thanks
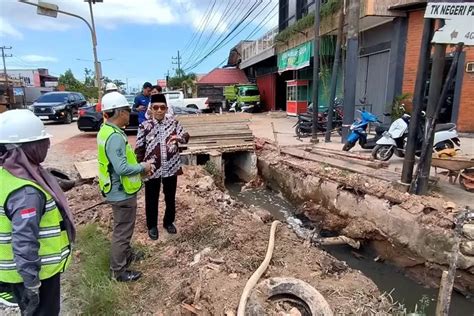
[0,0,278,92]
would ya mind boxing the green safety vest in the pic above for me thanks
[97,123,142,195]
[0,167,71,284]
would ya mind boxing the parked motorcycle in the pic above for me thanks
[229,101,262,113]
[294,101,344,138]
[372,113,461,161]
[342,110,387,151]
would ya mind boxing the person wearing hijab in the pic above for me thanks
[135,93,189,240]
[0,109,75,315]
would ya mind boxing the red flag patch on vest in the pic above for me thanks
[20,208,36,219]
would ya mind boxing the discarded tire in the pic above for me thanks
[245,277,333,316]
[46,168,76,192]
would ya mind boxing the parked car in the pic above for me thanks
[163,91,209,112]
[124,94,135,106]
[29,91,87,124]
[77,104,200,132]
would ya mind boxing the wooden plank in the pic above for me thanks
[308,148,388,169]
[281,148,400,182]
[309,146,376,161]
[74,160,98,179]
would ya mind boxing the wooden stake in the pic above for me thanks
[271,122,281,155]
[435,271,449,316]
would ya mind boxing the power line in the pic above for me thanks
[184,1,263,71]
[184,1,267,72]
[182,0,214,53]
[188,0,236,64]
[245,2,278,40]
[185,0,246,68]
[183,0,217,61]
[212,2,278,70]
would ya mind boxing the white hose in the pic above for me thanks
[237,220,280,316]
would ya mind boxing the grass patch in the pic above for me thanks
[65,224,132,315]
[175,214,230,250]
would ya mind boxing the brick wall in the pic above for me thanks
[457,47,474,132]
[403,10,474,132]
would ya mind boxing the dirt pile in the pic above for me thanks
[67,166,397,314]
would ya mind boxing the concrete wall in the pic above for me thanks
[258,155,474,294]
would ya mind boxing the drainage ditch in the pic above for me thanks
[226,180,474,315]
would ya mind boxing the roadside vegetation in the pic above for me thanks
[64,224,133,315]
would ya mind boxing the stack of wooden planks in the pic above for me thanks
[177,113,255,154]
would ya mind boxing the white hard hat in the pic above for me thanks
[0,109,52,144]
[101,91,130,112]
[105,82,118,92]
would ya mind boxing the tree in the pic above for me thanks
[168,70,197,96]
[103,76,125,89]
[84,68,95,87]
[58,69,98,101]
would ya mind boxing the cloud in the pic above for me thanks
[21,54,58,63]
[0,17,24,39]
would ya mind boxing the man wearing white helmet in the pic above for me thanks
[96,82,119,112]
[97,91,152,282]
[105,82,118,93]
[0,110,75,315]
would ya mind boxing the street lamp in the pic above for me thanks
[18,0,103,100]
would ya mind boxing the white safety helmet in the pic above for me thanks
[105,82,118,92]
[101,91,131,112]
[0,109,52,144]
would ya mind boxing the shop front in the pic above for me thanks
[278,41,312,116]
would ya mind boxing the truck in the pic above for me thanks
[196,85,225,112]
[223,84,261,111]
[163,90,210,112]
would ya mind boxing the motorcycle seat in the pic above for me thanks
[435,123,455,132]
[375,125,388,134]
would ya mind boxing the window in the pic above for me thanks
[287,86,297,101]
[37,93,69,103]
[167,93,180,100]
[75,93,85,101]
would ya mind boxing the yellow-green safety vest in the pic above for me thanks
[97,123,142,195]
[0,167,71,283]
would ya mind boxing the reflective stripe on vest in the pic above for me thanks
[0,167,71,283]
[97,123,142,195]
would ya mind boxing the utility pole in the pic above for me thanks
[342,0,360,140]
[401,18,435,185]
[172,51,182,77]
[414,43,463,195]
[325,6,345,142]
[1,46,13,106]
[311,0,321,143]
[164,70,170,90]
[86,0,102,101]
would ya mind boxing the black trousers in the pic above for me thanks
[145,176,177,229]
[11,274,60,316]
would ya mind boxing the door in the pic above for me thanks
[356,51,390,120]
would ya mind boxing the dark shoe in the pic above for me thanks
[148,227,158,240]
[126,249,146,267]
[164,224,177,234]
[113,270,142,282]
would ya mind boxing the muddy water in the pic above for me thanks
[227,182,474,315]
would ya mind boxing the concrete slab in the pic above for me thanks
[74,159,98,179]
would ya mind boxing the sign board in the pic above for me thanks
[37,2,58,18]
[13,88,24,96]
[425,2,474,45]
[278,41,313,72]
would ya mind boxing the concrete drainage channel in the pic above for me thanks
[221,153,474,314]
